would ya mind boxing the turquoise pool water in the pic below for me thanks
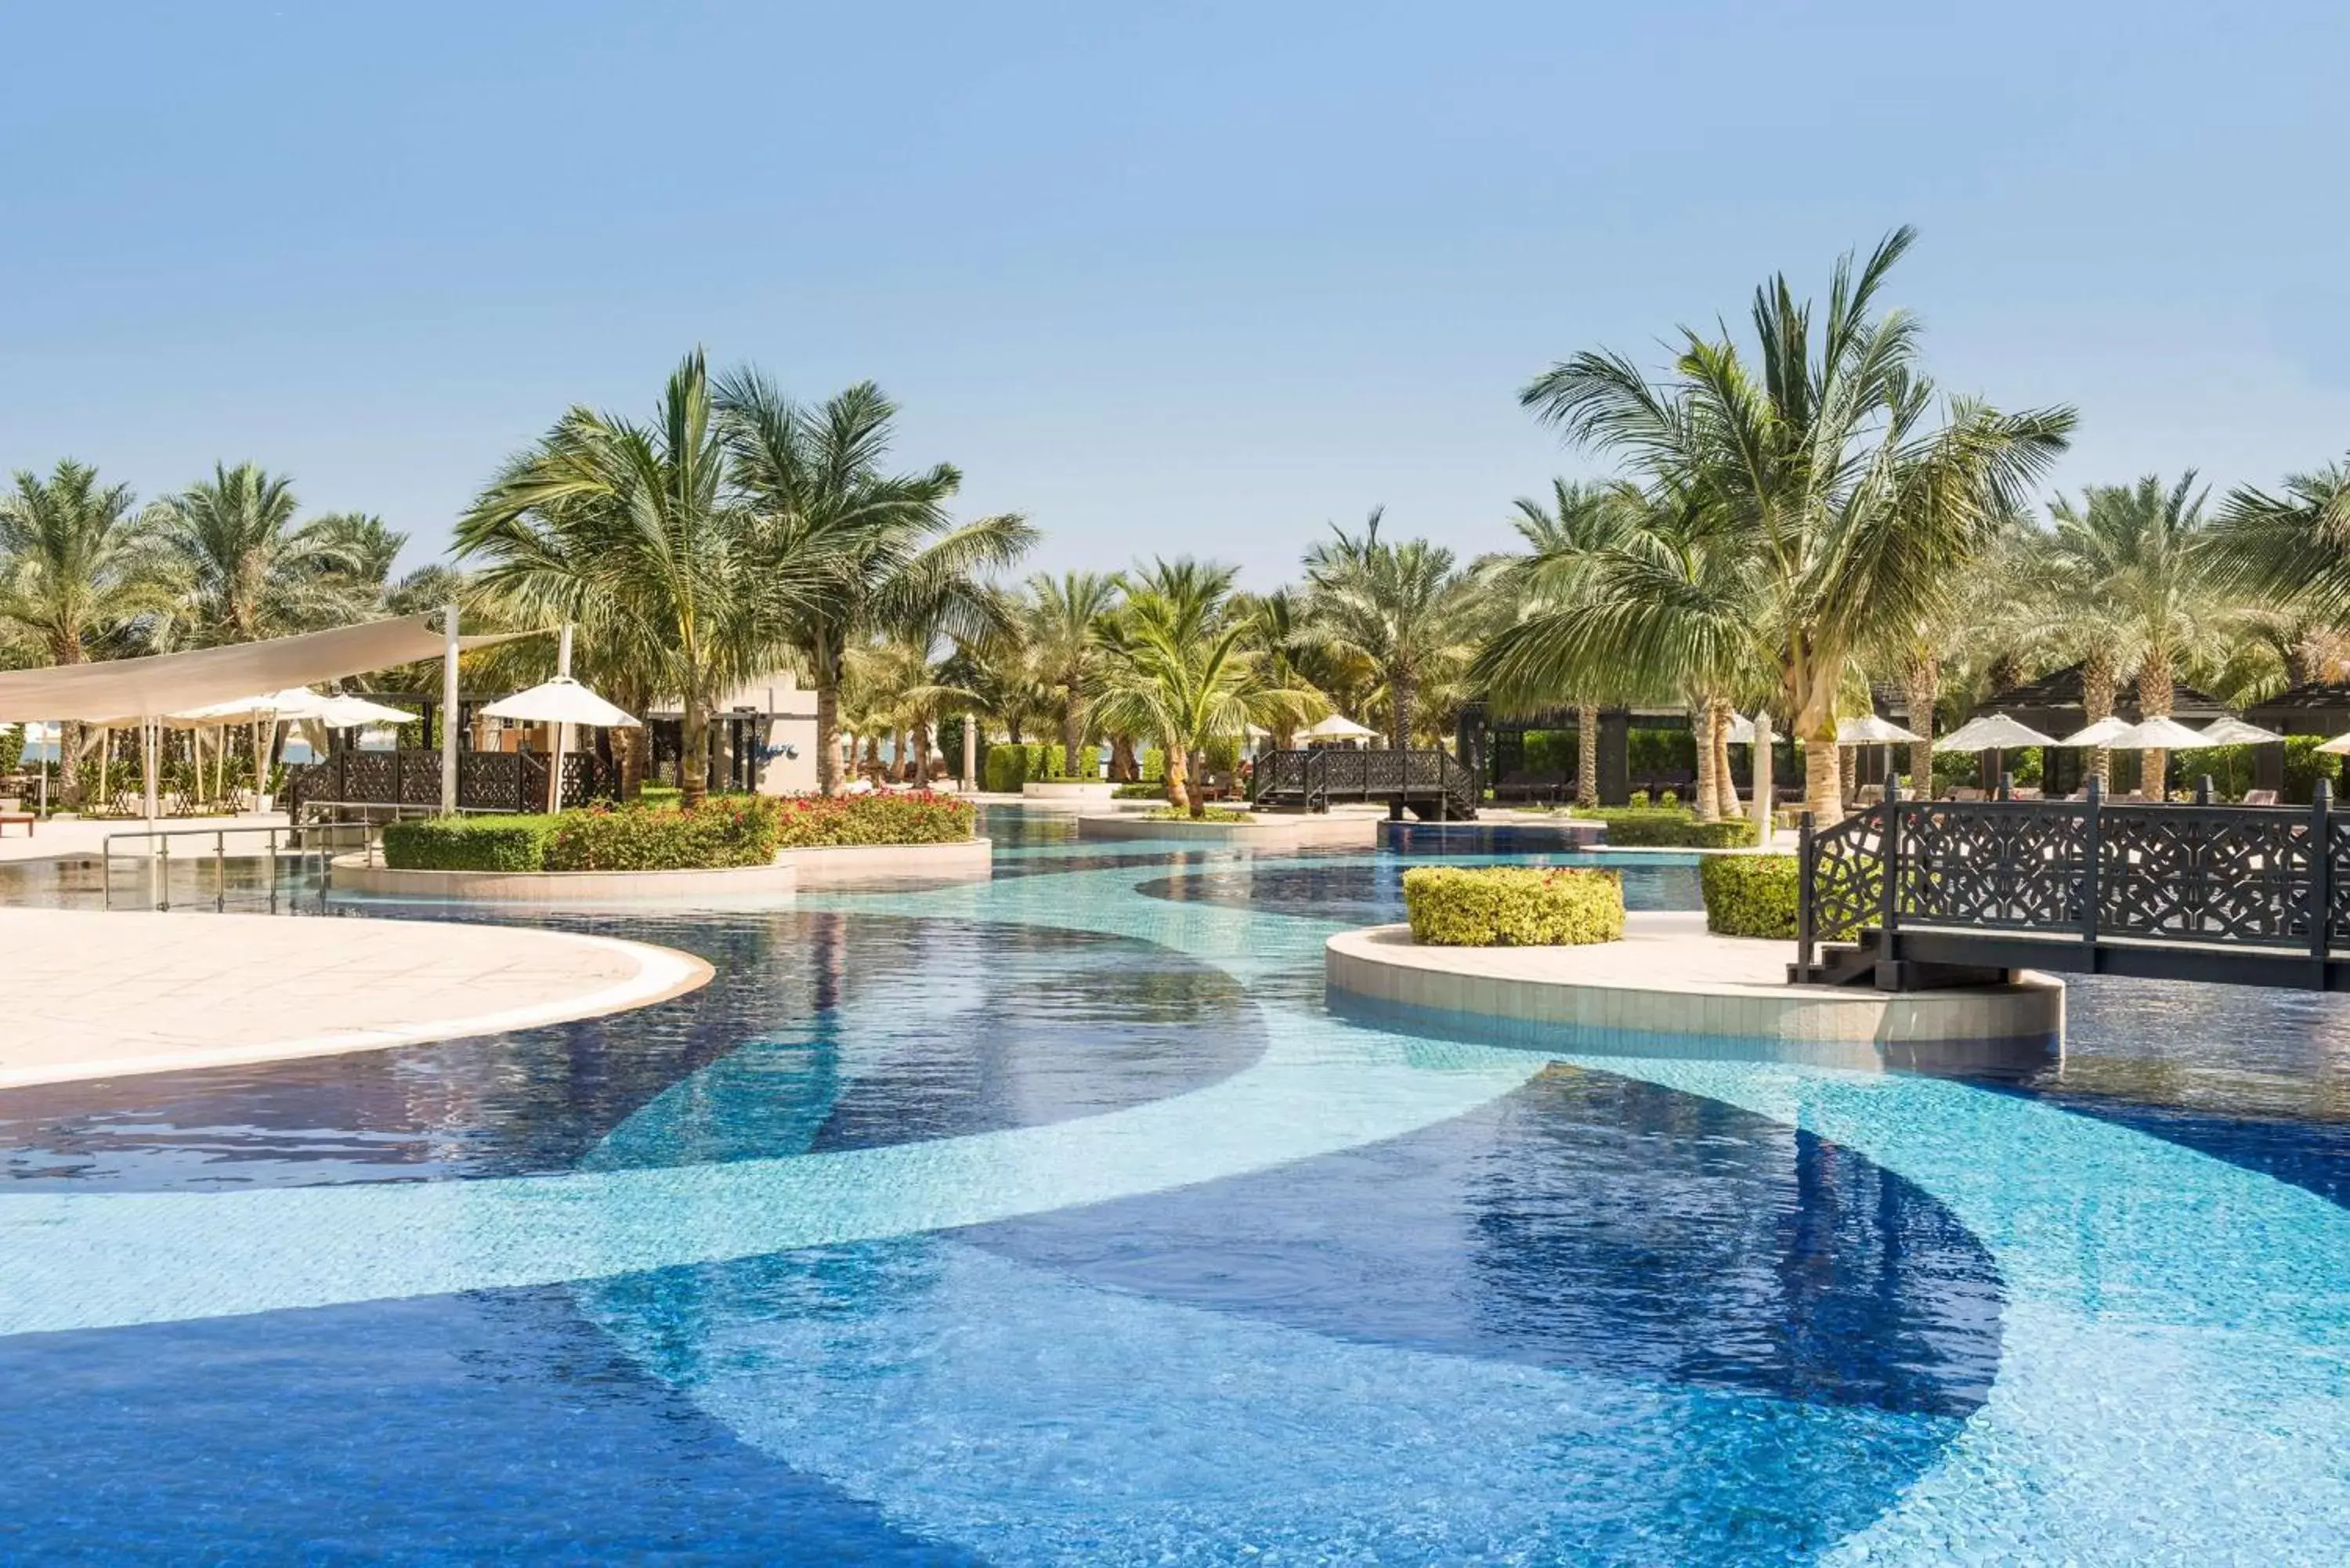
[0,811,2346,1562]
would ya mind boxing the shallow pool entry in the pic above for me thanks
[1,811,2346,1562]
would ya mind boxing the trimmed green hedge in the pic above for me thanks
[381,815,560,872]
[1573,807,1756,848]
[546,797,784,870]
[1402,865,1625,947]
[1113,781,1166,800]
[985,743,1094,792]
[1701,854,1800,938]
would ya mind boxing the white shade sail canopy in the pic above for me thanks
[2317,732,2350,756]
[2105,716,2218,750]
[1835,714,1919,745]
[482,677,641,728]
[2197,717,2283,746]
[2059,716,2138,748]
[1936,714,2060,752]
[168,688,334,725]
[313,694,419,728]
[0,616,530,723]
[1300,714,1378,741]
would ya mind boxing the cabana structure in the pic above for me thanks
[1969,662,2232,797]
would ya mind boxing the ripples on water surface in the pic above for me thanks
[0,806,2343,1561]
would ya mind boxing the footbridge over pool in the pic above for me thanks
[1797,779,2350,992]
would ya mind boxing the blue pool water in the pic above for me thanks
[2,810,2348,1562]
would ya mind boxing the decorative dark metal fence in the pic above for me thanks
[1796,779,2345,988]
[1253,749,1479,818]
[285,749,617,815]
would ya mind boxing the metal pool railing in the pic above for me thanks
[99,819,377,913]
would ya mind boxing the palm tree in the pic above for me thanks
[154,463,374,645]
[458,349,779,807]
[1483,479,1640,806]
[0,461,169,804]
[1517,227,2075,822]
[1302,508,1480,751]
[942,625,1051,752]
[1023,570,1123,778]
[1094,586,1317,816]
[1234,588,1329,752]
[1885,510,2040,798]
[2216,460,2350,612]
[717,371,1034,794]
[1474,480,1765,820]
[2043,474,2229,796]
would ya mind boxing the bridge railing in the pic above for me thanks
[1251,748,1477,815]
[1796,777,2339,979]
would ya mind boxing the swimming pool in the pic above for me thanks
[1,808,2345,1562]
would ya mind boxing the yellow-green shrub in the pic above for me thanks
[1401,865,1625,946]
[1701,854,1800,938]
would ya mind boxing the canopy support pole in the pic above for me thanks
[439,603,461,815]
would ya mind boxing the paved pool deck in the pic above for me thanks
[0,812,292,865]
[0,907,710,1088]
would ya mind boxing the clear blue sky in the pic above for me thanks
[3,1,2344,585]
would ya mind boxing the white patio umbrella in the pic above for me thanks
[2059,715,2137,748]
[1300,714,1378,743]
[2197,717,2283,746]
[1835,714,1919,745]
[2319,731,2350,757]
[1935,714,2059,751]
[2106,716,2219,751]
[482,628,640,811]
[1724,713,1758,745]
[313,693,419,728]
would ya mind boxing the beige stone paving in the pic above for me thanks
[0,907,710,1087]
[0,811,294,865]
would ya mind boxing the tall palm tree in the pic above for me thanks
[1234,587,1329,752]
[1475,480,1764,819]
[1094,585,1317,816]
[154,463,374,645]
[1302,508,1480,751]
[717,371,1034,794]
[0,461,169,804]
[1517,227,2075,822]
[2044,474,2229,795]
[1484,479,1640,805]
[458,349,779,807]
[1024,570,1123,778]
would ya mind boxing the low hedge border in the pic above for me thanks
[1571,807,1757,848]
[1402,865,1625,947]
[381,793,976,873]
[381,815,559,872]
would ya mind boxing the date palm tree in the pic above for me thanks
[1024,569,1123,778]
[0,461,171,804]
[1480,479,1641,805]
[153,463,375,645]
[458,349,779,807]
[2216,460,2350,612]
[1234,587,1329,753]
[1517,226,2075,822]
[1302,508,1480,751]
[1094,584,1317,816]
[717,370,1034,794]
[2044,474,2228,795]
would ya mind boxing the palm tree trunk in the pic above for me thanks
[1576,702,1599,807]
[1838,742,1857,806]
[1710,697,1737,820]
[1905,658,1939,800]
[815,679,843,796]
[2139,650,2175,800]
[1164,735,1192,815]
[1804,739,1842,826]
[1391,670,1414,752]
[1062,706,1083,780]
[59,721,84,808]
[679,699,709,809]
[1692,704,1719,822]
[2084,652,2116,793]
[912,719,934,785]
[1187,747,1208,818]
